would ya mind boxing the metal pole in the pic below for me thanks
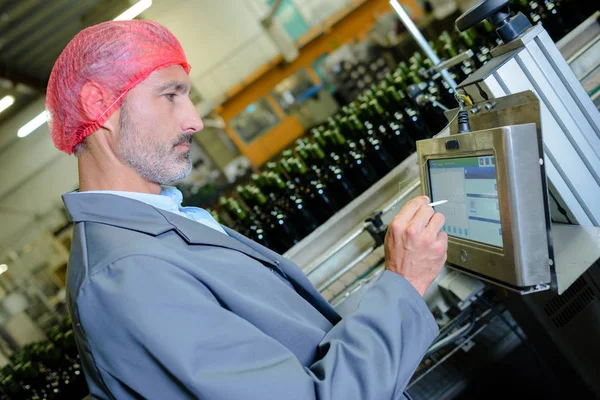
[389,0,458,89]
[317,247,375,292]
[305,227,365,277]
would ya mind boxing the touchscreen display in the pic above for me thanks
[428,155,503,248]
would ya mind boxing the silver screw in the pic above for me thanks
[484,102,496,111]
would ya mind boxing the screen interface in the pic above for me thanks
[428,155,503,248]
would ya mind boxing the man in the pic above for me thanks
[48,20,448,399]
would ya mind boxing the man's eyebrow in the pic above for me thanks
[155,80,191,94]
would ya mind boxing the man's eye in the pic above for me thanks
[165,93,176,101]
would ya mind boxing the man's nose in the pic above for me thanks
[182,100,204,133]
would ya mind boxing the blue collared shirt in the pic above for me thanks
[79,186,227,235]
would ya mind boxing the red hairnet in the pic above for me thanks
[46,20,191,154]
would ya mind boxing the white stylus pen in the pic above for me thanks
[428,200,448,207]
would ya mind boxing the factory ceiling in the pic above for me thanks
[0,0,134,124]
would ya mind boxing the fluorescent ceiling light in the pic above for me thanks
[18,110,48,138]
[0,264,7,275]
[0,95,15,113]
[114,0,152,21]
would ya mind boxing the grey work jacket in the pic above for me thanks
[63,192,438,399]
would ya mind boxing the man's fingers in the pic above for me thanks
[392,196,430,229]
[434,231,449,257]
[410,204,435,233]
[438,231,449,252]
[424,212,445,238]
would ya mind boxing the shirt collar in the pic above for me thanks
[159,186,184,208]
[78,186,183,214]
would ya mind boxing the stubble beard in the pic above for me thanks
[116,102,193,185]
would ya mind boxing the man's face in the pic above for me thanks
[115,65,203,185]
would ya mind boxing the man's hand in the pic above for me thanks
[385,196,448,296]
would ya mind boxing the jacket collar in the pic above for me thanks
[63,192,276,267]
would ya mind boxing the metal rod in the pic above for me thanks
[566,35,600,68]
[317,247,375,292]
[308,178,418,281]
[389,0,458,89]
[431,100,450,112]
[331,266,385,307]
[306,178,419,280]
[305,227,366,277]
[432,49,474,73]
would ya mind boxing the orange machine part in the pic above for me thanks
[220,0,423,166]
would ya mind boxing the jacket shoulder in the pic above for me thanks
[67,221,171,296]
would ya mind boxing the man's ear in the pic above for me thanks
[80,81,108,120]
[80,81,119,132]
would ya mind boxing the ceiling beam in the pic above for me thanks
[0,0,74,60]
[0,0,43,38]
[0,66,45,92]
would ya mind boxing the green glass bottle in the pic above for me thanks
[237,185,256,209]
[340,105,352,117]
[287,156,339,221]
[279,157,293,180]
[439,30,452,45]
[428,40,440,57]
[226,198,274,250]
[371,94,415,163]
[364,100,407,164]
[218,196,238,229]
[383,72,396,88]
[458,31,475,49]
[220,197,264,246]
[248,186,299,252]
[264,171,319,236]
[428,71,456,109]
[295,145,311,164]
[397,61,410,77]
[322,127,377,192]
[281,149,294,159]
[392,75,414,103]
[348,101,361,116]
[304,143,356,207]
[478,19,503,47]
[419,82,451,133]
[443,42,458,58]
[265,161,280,173]
[311,128,327,148]
[346,115,395,178]
[410,52,424,69]
[407,70,423,86]
[384,86,429,141]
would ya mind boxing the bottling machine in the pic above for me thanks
[284,0,600,397]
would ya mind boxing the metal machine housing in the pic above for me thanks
[418,97,551,289]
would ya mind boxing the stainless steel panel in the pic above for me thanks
[417,124,552,288]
